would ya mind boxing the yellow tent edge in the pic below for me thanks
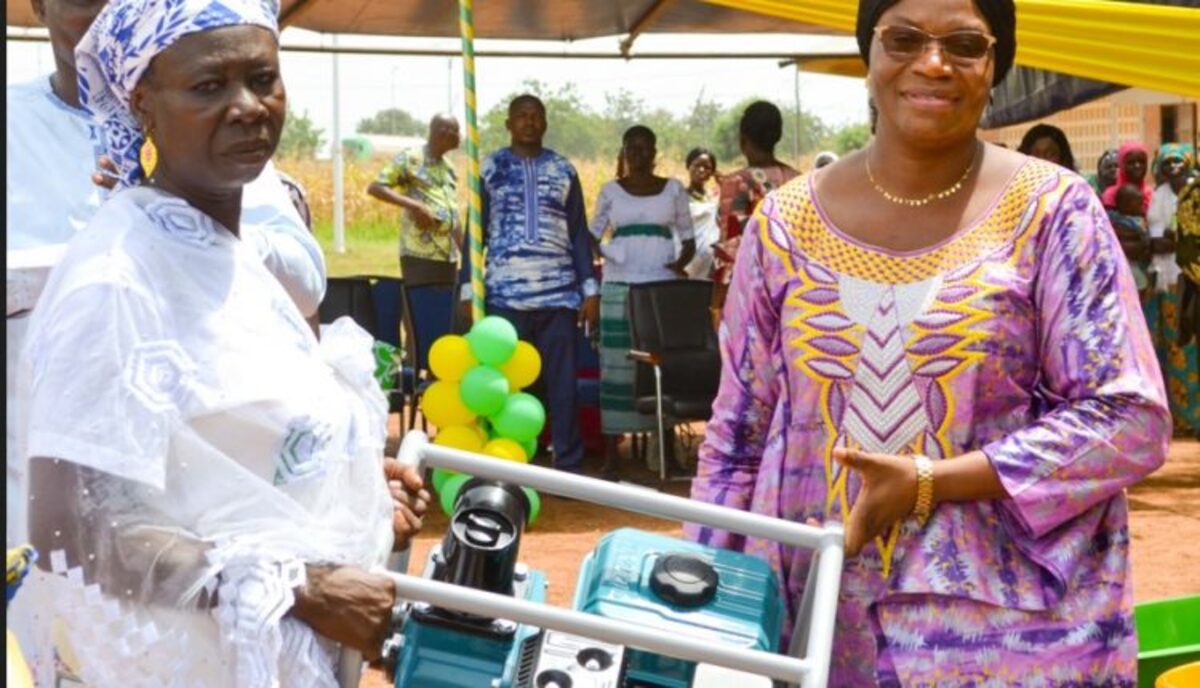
[701,0,1200,98]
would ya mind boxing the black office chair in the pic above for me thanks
[627,280,721,482]
[318,276,378,333]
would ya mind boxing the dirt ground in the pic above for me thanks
[362,432,1200,687]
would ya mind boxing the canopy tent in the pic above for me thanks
[702,0,1199,98]
[982,0,1198,128]
[8,0,1195,96]
[3,0,841,42]
[982,67,1122,129]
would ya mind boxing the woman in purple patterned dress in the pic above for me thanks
[686,0,1170,685]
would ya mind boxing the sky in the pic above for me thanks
[5,28,870,151]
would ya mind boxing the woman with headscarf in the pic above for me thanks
[1101,140,1154,210]
[1016,122,1077,171]
[1087,147,1120,197]
[813,151,840,169]
[1146,143,1198,436]
[590,125,695,478]
[17,1,428,686]
[5,0,330,671]
[686,0,1168,684]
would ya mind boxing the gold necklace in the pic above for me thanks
[865,147,977,207]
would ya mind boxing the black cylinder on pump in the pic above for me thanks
[438,479,531,596]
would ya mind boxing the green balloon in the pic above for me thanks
[522,488,541,526]
[459,365,510,417]
[439,473,472,516]
[492,392,546,443]
[522,438,538,461]
[466,316,519,366]
[432,467,459,493]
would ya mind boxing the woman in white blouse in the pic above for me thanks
[589,125,695,478]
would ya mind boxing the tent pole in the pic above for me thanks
[619,0,674,58]
[332,34,346,254]
[459,0,484,323]
[793,65,802,163]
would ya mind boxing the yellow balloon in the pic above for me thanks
[483,438,529,463]
[429,335,477,382]
[421,381,476,428]
[499,341,542,390]
[434,425,485,454]
[473,424,490,445]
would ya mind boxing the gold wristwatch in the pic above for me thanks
[912,455,935,526]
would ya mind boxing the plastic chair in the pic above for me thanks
[364,276,405,350]
[402,282,458,430]
[626,280,721,482]
[1136,594,1200,688]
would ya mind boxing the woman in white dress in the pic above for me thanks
[19,1,428,686]
[677,146,720,280]
[589,125,695,478]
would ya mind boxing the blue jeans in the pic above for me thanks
[489,307,583,472]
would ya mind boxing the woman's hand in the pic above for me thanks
[383,457,430,551]
[291,565,395,660]
[91,155,119,190]
[832,448,918,557]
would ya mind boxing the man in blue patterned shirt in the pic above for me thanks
[460,94,599,473]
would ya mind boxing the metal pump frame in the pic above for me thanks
[382,430,844,687]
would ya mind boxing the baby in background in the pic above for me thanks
[1109,183,1153,297]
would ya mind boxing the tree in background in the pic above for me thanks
[478,84,847,169]
[357,108,427,137]
[480,79,609,159]
[823,122,872,155]
[277,108,325,160]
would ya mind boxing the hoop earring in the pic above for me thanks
[140,132,159,180]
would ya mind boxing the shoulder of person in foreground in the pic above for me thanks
[242,160,327,318]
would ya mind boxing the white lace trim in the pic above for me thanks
[210,547,337,688]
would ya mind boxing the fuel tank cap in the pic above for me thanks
[649,553,719,608]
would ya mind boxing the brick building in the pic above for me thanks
[982,91,1198,178]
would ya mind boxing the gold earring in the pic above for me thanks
[139,133,158,180]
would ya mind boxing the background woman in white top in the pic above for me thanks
[589,125,695,478]
[677,146,720,280]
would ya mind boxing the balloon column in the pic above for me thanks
[422,316,545,525]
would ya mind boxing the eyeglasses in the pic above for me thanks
[874,25,996,64]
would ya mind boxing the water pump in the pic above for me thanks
[381,431,844,688]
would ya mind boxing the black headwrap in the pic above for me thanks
[856,0,1016,86]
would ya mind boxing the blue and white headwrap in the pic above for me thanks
[75,0,280,189]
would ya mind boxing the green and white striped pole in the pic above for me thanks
[458,0,484,324]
